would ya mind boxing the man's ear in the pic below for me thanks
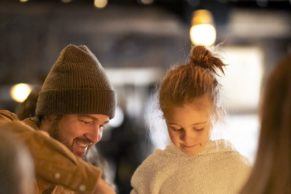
[39,115,57,132]
[44,115,57,122]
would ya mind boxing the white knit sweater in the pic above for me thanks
[130,140,250,194]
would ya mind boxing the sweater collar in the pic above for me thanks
[165,139,235,158]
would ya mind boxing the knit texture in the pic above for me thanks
[130,140,250,194]
[36,44,116,118]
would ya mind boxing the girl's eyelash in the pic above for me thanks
[171,127,183,131]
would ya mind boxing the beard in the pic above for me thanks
[47,117,91,159]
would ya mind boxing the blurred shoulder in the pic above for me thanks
[0,110,19,125]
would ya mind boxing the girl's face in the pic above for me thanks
[165,95,213,156]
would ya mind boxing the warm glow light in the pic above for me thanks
[19,0,29,3]
[94,0,108,8]
[190,24,216,46]
[190,9,216,46]
[140,0,154,5]
[10,83,32,103]
[61,0,72,3]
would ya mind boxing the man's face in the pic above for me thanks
[47,114,109,158]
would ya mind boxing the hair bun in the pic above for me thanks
[189,45,225,74]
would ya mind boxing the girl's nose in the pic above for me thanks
[181,130,196,145]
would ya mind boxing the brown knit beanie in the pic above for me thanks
[36,44,116,118]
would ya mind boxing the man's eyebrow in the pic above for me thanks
[78,114,98,120]
[78,115,109,124]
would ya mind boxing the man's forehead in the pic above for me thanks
[78,114,98,119]
[78,114,109,122]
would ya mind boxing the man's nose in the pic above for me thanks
[85,126,103,144]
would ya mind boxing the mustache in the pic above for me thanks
[75,137,93,145]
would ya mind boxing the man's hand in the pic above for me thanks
[94,178,116,194]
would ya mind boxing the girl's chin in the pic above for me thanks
[181,145,203,156]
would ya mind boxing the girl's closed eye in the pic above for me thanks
[170,126,183,132]
[193,127,204,132]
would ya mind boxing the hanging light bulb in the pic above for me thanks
[140,0,154,5]
[61,0,72,3]
[10,83,32,103]
[190,9,216,46]
[94,0,108,9]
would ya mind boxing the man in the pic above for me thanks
[0,44,116,194]
[31,44,115,159]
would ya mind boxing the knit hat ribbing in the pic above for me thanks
[36,44,116,118]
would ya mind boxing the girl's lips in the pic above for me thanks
[180,143,203,156]
[181,143,201,148]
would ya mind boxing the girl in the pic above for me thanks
[130,45,250,194]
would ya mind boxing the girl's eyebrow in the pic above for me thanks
[168,121,208,126]
[191,121,208,126]
[167,122,180,126]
